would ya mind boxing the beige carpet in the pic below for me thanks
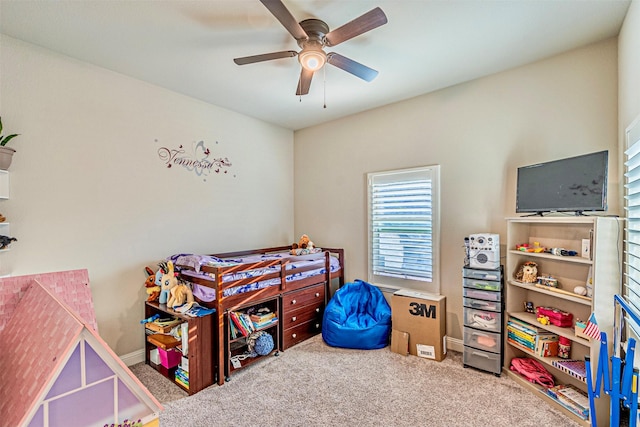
[130,335,582,427]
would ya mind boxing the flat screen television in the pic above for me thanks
[516,150,608,214]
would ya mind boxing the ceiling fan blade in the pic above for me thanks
[260,0,308,41]
[324,7,387,47]
[327,53,378,82]
[234,50,297,65]
[296,68,314,95]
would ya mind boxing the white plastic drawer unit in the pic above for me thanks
[463,328,501,353]
[463,347,501,375]
[462,277,501,292]
[463,307,502,333]
[463,297,500,312]
[462,267,501,282]
[462,287,501,302]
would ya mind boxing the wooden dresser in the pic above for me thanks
[281,281,325,350]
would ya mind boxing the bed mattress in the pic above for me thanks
[170,251,341,301]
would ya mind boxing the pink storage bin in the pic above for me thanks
[158,348,181,368]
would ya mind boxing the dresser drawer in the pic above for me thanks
[463,328,501,353]
[463,347,502,375]
[462,287,501,302]
[282,283,325,309]
[463,297,501,312]
[282,320,322,350]
[463,307,502,333]
[282,303,323,330]
[462,277,501,292]
[463,267,501,281]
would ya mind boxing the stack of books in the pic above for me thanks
[545,384,589,420]
[507,317,559,357]
[250,311,277,329]
[175,367,189,389]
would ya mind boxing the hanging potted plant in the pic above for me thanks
[0,116,19,170]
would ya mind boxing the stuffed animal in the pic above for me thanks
[159,260,195,310]
[290,234,317,255]
[515,261,538,283]
[157,261,171,304]
[144,266,161,302]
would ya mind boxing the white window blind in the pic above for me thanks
[624,121,640,315]
[367,166,440,290]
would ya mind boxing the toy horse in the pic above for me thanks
[159,260,194,310]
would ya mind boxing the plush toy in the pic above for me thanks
[159,260,195,310]
[290,234,318,255]
[157,261,171,304]
[144,266,161,302]
[515,261,538,283]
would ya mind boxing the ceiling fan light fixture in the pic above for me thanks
[298,45,326,72]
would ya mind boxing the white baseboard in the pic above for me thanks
[446,336,463,353]
[120,349,145,366]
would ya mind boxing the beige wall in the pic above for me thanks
[293,38,620,342]
[0,36,295,356]
[620,0,640,147]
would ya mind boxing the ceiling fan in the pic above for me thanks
[233,0,388,96]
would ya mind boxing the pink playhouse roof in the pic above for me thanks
[0,269,97,332]
[0,278,162,427]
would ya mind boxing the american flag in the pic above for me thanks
[583,313,601,340]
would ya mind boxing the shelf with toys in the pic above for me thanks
[504,216,621,427]
[143,261,216,395]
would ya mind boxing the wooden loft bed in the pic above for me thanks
[174,245,345,386]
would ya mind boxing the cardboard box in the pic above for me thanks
[391,289,446,361]
[575,320,588,340]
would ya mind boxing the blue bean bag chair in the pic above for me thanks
[322,279,392,349]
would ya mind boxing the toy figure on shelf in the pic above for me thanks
[515,261,538,283]
[0,234,16,250]
[159,260,195,311]
[144,266,161,302]
[524,301,535,314]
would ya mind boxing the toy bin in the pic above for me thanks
[158,348,181,369]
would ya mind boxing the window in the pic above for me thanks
[367,165,440,291]
[623,115,640,371]
[624,117,640,323]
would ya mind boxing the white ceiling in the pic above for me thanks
[0,0,631,131]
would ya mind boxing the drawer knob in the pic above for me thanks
[292,316,297,322]
[292,333,297,338]
[315,308,320,313]
[315,323,320,329]
[315,292,320,297]
[291,299,297,305]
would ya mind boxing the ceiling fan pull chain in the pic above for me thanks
[323,65,327,109]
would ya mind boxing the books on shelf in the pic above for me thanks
[175,367,189,389]
[229,311,254,337]
[507,317,558,357]
[229,308,278,339]
[251,311,277,328]
[544,384,589,420]
[552,359,587,382]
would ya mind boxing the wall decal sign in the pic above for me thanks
[156,139,234,181]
